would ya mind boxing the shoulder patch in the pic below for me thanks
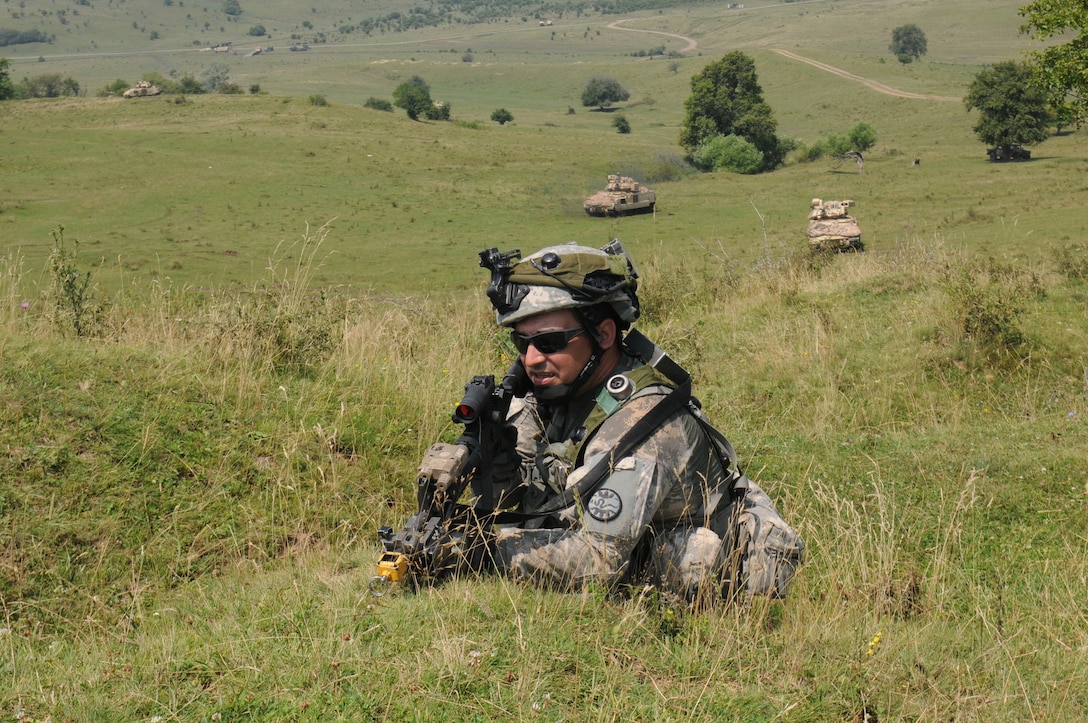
[586,487,622,522]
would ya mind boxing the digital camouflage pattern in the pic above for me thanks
[489,350,803,603]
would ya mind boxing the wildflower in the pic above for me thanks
[866,631,882,656]
[20,302,29,309]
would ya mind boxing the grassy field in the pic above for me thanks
[3,0,1088,720]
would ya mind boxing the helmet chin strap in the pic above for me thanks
[535,315,605,401]
[535,349,602,401]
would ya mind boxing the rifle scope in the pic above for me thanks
[453,375,495,424]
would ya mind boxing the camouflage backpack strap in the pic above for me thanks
[532,379,692,517]
[571,363,678,467]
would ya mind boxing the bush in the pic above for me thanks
[424,101,450,121]
[643,152,693,183]
[692,134,764,174]
[309,94,328,106]
[612,114,631,134]
[490,107,514,125]
[248,25,266,37]
[364,97,393,112]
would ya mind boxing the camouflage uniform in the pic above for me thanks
[487,348,741,601]
[476,242,801,602]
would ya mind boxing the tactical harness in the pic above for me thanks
[494,328,747,524]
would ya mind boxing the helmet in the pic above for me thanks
[480,240,640,328]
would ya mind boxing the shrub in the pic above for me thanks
[364,97,393,112]
[643,152,693,183]
[490,107,514,125]
[612,114,631,134]
[692,134,764,174]
[309,94,328,106]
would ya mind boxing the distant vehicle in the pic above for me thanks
[212,42,232,54]
[122,80,162,99]
[987,144,1031,162]
[289,42,310,52]
[807,198,863,252]
[583,175,656,217]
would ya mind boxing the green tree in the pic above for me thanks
[393,79,432,121]
[848,122,878,152]
[889,24,927,61]
[612,114,631,134]
[248,25,266,37]
[201,63,231,93]
[490,107,514,125]
[1020,0,1088,125]
[222,0,242,16]
[679,51,785,172]
[0,58,16,100]
[964,60,1051,154]
[177,75,205,94]
[19,73,80,98]
[581,75,629,110]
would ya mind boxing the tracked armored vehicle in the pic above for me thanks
[583,175,656,217]
[122,80,162,98]
[807,198,863,252]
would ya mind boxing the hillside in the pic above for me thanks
[2,0,1087,720]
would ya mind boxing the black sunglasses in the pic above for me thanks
[510,327,586,355]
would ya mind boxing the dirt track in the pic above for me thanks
[605,19,960,102]
[606,19,699,54]
[772,49,961,101]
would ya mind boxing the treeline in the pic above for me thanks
[0,28,51,47]
[332,0,697,36]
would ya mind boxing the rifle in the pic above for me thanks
[370,360,529,595]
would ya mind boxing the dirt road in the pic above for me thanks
[606,18,698,54]
[772,48,961,101]
[604,19,959,102]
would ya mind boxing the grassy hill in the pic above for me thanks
[2,0,1087,720]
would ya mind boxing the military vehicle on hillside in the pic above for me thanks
[987,144,1031,162]
[122,80,162,98]
[583,175,656,217]
[807,198,863,252]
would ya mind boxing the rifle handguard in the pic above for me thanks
[417,443,471,496]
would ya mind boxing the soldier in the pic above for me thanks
[458,240,802,604]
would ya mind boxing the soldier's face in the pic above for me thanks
[513,310,593,390]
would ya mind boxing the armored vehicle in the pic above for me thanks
[807,198,863,252]
[122,81,162,98]
[583,175,656,217]
[987,144,1031,162]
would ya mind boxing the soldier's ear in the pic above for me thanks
[595,318,618,351]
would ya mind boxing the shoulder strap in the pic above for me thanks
[531,375,692,516]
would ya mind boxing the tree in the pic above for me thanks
[612,114,631,134]
[490,108,514,125]
[848,122,878,152]
[679,51,785,172]
[393,80,432,121]
[222,0,242,16]
[0,58,15,101]
[18,73,79,98]
[581,76,629,110]
[889,24,927,62]
[964,60,1051,154]
[1020,0,1088,125]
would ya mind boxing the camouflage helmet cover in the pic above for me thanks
[481,241,640,327]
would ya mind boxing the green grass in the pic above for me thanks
[3,0,1088,720]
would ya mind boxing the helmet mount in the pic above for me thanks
[479,240,640,329]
